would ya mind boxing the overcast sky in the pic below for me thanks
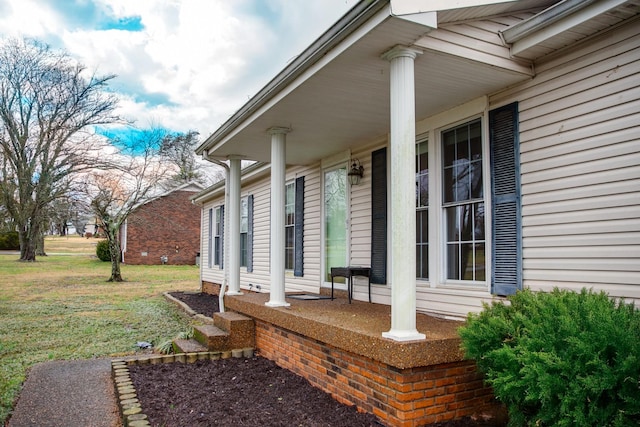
[0,0,358,140]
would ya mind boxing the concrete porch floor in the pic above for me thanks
[224,289,467,369]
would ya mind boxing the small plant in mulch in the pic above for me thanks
[156,329,194,355]
[459,288,640,427]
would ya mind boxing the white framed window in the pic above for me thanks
[415,138,429,280]
[214,206,221,266]
[415,117,488,287]
[240,196,248,267]
[285,182,295,271]
[441,119,485,282]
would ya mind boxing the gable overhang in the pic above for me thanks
[502,0,632,57]
[197,0,541,166]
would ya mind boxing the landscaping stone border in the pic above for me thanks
[163,291,214,324]
[111,348,255,427]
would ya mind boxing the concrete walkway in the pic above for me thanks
[8,359,121,427]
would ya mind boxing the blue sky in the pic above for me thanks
[0,0,358,141]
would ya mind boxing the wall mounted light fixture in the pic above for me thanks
[348,158,364,185]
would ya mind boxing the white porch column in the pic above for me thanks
[266,127,291,307]
[382,45,426,342]
[227,156,243,295]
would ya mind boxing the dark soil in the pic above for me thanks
[129,357,382,426]
[144,292,505,427]
[170,291,219,315]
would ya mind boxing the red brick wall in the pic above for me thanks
[123,190,201,265]
[255,320,502,427]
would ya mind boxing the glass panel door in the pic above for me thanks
[324,166,348,282]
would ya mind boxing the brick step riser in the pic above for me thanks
[193,325,230,351]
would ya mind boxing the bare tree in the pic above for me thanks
[158,130,224,188]
[87,130,169,282]
[0,38,119,261]
[159,130,202,185]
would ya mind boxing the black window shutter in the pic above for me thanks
[219,205,224,270]
[294,176,305,277]
[247,195,254,273]
[370,147,387,284]
[489,102,522,296]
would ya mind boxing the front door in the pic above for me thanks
[323,166,348,283]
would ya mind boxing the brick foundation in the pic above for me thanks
[256,320,500,426]
[202,281,220,295]
[201,281,504,426]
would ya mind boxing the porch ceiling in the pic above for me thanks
[205,15,532,166]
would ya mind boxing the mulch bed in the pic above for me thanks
[132,292,505,426]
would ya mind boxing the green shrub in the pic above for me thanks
[95,240,111,262]
[459,288,640,427]
[0,232,19,250]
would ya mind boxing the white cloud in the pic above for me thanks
[0,0,358,136]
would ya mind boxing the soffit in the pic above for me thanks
[206,15,533,166]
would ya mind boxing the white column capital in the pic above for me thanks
[381,45,423,62]
[267,126,291,135]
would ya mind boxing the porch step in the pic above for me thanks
[213,312,255,350]
[193,325,229,350]
[172,310,256,353]
[172,338,207,354]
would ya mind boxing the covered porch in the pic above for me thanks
[200,281,504,426]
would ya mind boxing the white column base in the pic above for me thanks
[382,330,426,342]
[225,291,244,296]
[265,300,290,308]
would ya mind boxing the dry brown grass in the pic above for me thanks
[44,234,99,254]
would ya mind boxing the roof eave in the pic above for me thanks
[195,0,391,156]
[501,0,628,56]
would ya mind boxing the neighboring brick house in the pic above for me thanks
[121,182,203,265]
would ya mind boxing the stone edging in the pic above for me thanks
[163,291,214,324]
[112,349,255,427]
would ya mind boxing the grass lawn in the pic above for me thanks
[0,235,201,424]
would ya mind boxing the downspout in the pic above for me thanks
[202,152,230,313]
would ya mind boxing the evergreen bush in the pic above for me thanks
[95,239,111,262]
[0,232,19,250]
[459,288,640,427]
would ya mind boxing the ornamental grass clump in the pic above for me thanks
[459,288,640,427]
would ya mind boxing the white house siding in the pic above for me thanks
[200,164,324,296]
[200,196,224,287]
[247,165,324,294]
[349,141,393,303]
[416,11,538,74]
[491,18,640,304]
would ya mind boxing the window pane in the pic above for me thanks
[214,236,220,265]
[240,233,247,267]
[416,209,429,279]
[415,140,429,280]
[416,140,429,208]
[470,160,483,199]
[240,198,248,233]
[474,244,485,281]
[442,119,483,204]
[442,119,485,283]
[446,243,460,280]
[285,226,294,270]
[285,205,295,225]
